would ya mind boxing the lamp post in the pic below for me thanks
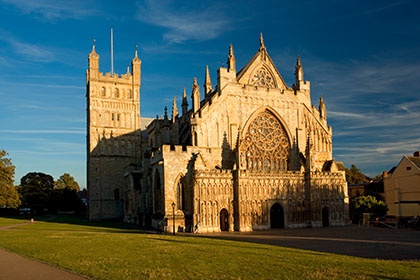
[171,201,176,235]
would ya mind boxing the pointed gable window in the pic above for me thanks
[250,66,275,88]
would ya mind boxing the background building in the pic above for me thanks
[384,152,420,217]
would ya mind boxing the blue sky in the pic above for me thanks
[0,0,419,188]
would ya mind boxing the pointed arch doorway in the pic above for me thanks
[270,203,284,229]
[220,208,229,231]
[322,207,329,227]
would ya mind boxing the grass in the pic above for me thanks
[0,215,419,279]
[0,217,29,227]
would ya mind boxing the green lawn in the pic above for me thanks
[0,217,29,227]
[0,216,419,280]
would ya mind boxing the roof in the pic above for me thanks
[140,117,154,130]
[407,156,420,170]
[322,160,346,172]
[388,166,397,174]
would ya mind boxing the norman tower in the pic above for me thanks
[86,43,142,220]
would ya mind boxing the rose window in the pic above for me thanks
[251,67,275,88]
[241,110,290,172]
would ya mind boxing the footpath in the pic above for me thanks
[0,221,86,280]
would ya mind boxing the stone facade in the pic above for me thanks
[87,35,349,231]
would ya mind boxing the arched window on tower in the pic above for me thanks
[101,87,106,97]
[114,88,119,98]
[193,132,198,146]
[128,90,132,99]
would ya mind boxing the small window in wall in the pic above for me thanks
[407,166,412,171]
[114,88,119,98]
[128,90,132,99]
[114,189,120,201]
[112,113,114,121]
[117,114,120,121]
[101,87,106,96]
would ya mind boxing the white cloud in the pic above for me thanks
[136,0,232,43]
[1,0,97,21]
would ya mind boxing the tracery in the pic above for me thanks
[241,110,290,172]
[250,66,275,88]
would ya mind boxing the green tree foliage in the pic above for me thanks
[0,150,21,208]
[54,173,80,191]
[345,164,369,184]
[374,173,384,181]
[350,195,388,223]
[19,172,54,215]
[51,173,85,213]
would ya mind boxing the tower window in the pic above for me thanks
[128,90,132,99]
[114,188,120,200]
[112,113,114,121]
[117,114,120,121]
[101,87,106,96]
[114,88,119,98]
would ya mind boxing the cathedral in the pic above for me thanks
[86,35,349,233]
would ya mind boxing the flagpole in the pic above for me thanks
[111,28,114,75]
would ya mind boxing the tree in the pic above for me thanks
[345,164,369,184]
[19,172,54,215]
[350,195,388,223]
[373,173,384,181]
[0,150,21,208]
[51,173,85,213]
[54,173,80,191]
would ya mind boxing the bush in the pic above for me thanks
[350,195,388,223]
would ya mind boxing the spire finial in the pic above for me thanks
[205,65,211,81]
[319,95,326,119]
[172,96,178,121]
[182,87,188,115]
[259,32,265,51]
[192,77,200,114]
[297,55,301,66]
[204,65,212,95]
[227,44,236,72]
[90,38,97,54]
[164,106,168,120]
[135,45,138,58]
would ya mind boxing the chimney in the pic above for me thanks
[413,151,420,157]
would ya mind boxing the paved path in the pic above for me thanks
[198,225,420,260]
[0,218,86,280]
[0,248,86,280]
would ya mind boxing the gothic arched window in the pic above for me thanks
[101,87,106,96]
[250,66,275,88]
[154,171,163,213]
[176,176,186,211]
[240,110,290,173]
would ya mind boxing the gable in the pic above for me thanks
[236,49,288,90]
[393,156,420,177]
